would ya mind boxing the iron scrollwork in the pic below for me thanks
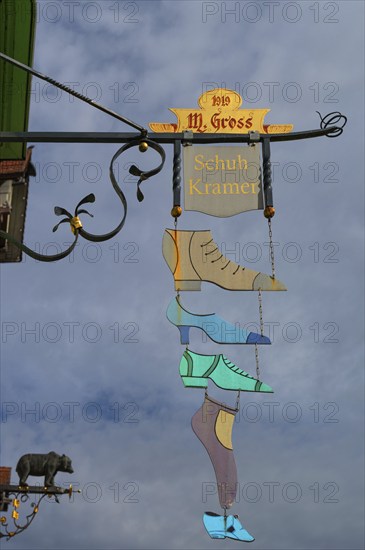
[0,138,166,261]
[317,111,348,137]
[0,485,77,540]
[0,491,47,540]
[0,51,347,262]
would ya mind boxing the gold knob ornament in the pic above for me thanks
[171,206,182,218]
[264,206,275,219]
[139,141,149,152]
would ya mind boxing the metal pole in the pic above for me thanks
[172,140,182,207]
[262,138,273,208]
[0,52,146,133]
[0,127,341,145]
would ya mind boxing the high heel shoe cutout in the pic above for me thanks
[180,349,273,392]
[162,228,286,291]
[166,295,271,345]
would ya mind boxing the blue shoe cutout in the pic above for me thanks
[166,295,270,345]
[203,512,255,542]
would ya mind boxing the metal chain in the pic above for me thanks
[235,391,241,411]
[258,288,264,336]
[255,344,260,380]
[255,289,263,380]
[267,218,276,279]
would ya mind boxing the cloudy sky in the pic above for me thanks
[1,1,364,549]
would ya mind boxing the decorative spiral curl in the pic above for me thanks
[0,138,165,261]
[316,111,347,137]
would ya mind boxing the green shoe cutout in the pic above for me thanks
[179,349,273,392]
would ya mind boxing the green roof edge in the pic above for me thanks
[0,0,37,160]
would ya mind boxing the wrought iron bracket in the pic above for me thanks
[0,119,347,261]
[0,136,166,261]
[0,50,347,262]
[0,484,80,540]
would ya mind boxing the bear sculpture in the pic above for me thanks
[16,452,74,487]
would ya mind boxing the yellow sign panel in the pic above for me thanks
[150,89,293,134]
[184,144,263,216]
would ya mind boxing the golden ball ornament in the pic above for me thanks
[138,141,149,152]
[171,206,182,218]
[264,206,275,219]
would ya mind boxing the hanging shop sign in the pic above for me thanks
[149,88,293,134]
[183,144,263,216]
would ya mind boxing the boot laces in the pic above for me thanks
[222,356,255,379]
[201,241,245,273]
